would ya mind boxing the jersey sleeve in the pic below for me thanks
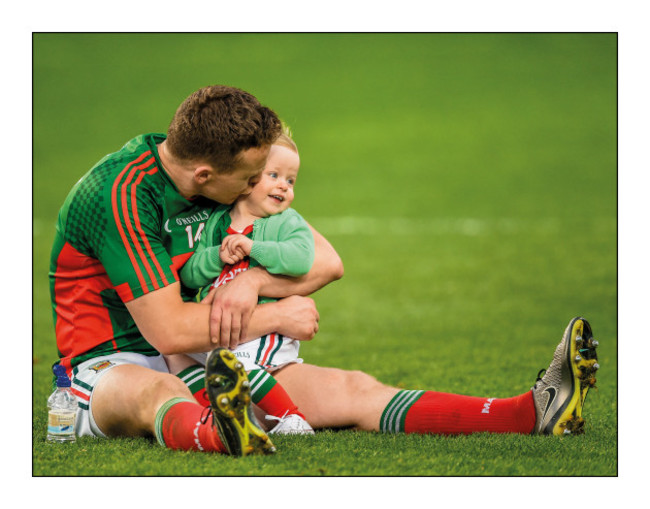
[249,210,315,277]
[99,172,178,302]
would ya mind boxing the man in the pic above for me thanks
[52,85,599,457]
[49,85,343,456]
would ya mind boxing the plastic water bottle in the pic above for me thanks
[47,365,78,443]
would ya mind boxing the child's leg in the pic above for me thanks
[248,368,305,419]
[175,363,307,422]
[249,367,314,434]
[176,364,210,407]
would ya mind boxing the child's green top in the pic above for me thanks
[180,205,315,301]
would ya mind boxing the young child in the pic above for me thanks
[177,129,315,435]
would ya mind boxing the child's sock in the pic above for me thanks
[380,389,536,435]
[154,397,227,453]
[176,365,210,407]
[175,364,306,421]
[248,368,305,419]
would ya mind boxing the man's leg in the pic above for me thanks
[273,364,400,430]
[274,317,598,436]
[91,363,192,437]
[90,363,231,453]
[274,363,537,434]
[89,350,275,455]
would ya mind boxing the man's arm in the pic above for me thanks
[256,224,344,296]
[125,282,320,355]
[209,224,344,348]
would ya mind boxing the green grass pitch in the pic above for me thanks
[32,33,616,476]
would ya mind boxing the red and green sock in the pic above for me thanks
[247,368,305,419]
[154,397,227,453]
[380,389,536,435]
[176,365,305,419]
[176,365,210,407]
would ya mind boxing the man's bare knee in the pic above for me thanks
[93,365,192,438]
[142,371,192,405]
[344,370,385,394]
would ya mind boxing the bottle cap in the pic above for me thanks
[53,364,71,388]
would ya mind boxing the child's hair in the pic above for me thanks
[275,123,299,155]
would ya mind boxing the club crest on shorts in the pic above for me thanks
[90,360,114,372]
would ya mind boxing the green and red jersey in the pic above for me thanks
[49,134,215,371]
[210,223,254,291]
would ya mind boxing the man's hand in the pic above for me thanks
[201,284,320,347]
[271,295,320,341]
[202,269,263,349]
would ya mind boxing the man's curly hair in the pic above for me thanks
[166,85,282,173]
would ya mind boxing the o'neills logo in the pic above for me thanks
[175,210,210,226]
[164,210,210,232]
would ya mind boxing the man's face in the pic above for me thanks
[202,145,271,204]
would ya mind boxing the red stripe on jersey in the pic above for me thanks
[114,281,135,302]
[129,166,170,288]
[121,157,160,291]
[171,252,194,279]
[111,151,152,292]
[53,242,116,364]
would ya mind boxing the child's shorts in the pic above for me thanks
[70,352,170,438]
[187,333,302,372]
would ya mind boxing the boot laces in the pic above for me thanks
[200,405,212,425]
[265,410,290,424]
[533,369,547,388]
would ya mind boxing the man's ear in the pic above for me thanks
[193,165,212,185]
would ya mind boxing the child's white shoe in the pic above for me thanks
[266,412,315,435]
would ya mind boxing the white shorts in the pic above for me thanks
[187,333,302,372]
[70,352,170,438]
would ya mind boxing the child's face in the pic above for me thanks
[243,144,299,217]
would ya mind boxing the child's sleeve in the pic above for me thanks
[179,212,227,289]
[249,211,315,277]
[179,244,225,289]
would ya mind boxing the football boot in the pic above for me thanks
[205,348,276,455]
[532,317,599,435]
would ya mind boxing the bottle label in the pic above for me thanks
[48,411,76,435]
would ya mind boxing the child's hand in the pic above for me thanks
[219,234,253,265]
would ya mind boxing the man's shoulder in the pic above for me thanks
[73,133,169,200]
[57,134,167,252]
[90,133,164,178]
